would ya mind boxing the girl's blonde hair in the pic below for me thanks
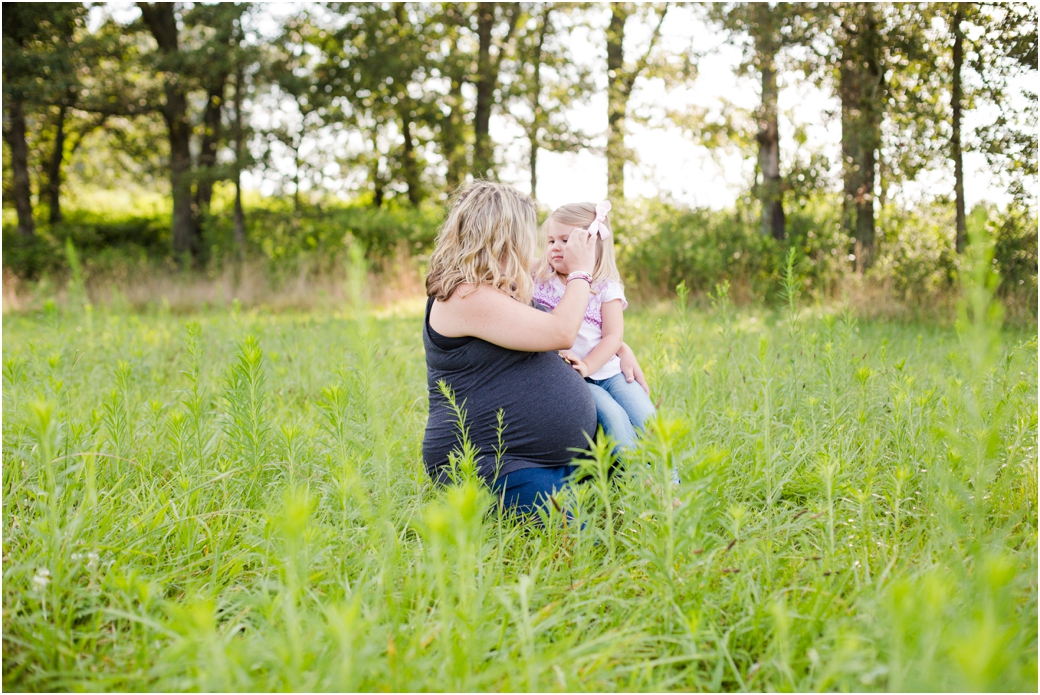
[425,181,540,303]
[534,202,622,286]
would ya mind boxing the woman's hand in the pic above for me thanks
[563,226,596,274]
[617,342,650,395]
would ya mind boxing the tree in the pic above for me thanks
[431,3,471,192]
[505,3,593,197]
[232,58,248,255]
[606,2,670,200]
[137,3,197,260]
[473,2,521,180]
[971,2,1038,209]
[1,4,78,236]
[951,4,967,252]
[751,4,785,240]
[309,3,436,206]
[709,3,802,240]
[861,3,1035,257]
[36,5,85,224]
[834,3,884,272]
[265,9,332,212]
[184,4,248,218]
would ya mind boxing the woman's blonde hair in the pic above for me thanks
[534,202,622,286]
[425,181,540,303]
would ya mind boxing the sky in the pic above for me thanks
[94,2,1025,212]
[494,4,1021,211]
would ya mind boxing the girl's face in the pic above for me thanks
[546,219,580,276]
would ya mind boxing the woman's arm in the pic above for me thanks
[431,281,591,351]
[429,227,597,352]
[564,299,624,377]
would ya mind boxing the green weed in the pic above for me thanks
[2,247,1036,690]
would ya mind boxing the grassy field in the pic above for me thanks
[2,266,1037,690]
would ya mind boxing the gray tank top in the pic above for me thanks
[422,296,597,483]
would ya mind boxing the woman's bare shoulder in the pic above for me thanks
[432,283,508,336]
[439,283,509,308]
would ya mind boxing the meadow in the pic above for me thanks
[2,251,1037,691]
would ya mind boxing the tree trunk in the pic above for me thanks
[232,63,246,256]
[473,2,495,180]
[400,107,422,205]
[952,4,966,253]
[139,3,198,262]
[293,137,302,214]
[196,77,226,216]
[839,5,881,272]
[47,103,68,224]
[370,128,386,208]
[437,6,467,194]
[167,96,196,261]
[233,174,246,256]
[606,3,629,200]
[3,99,36,237]
[392,4,422,205]
[444,69,465,191]
[528,7,549,197]
[756,51,784,240]
[529,131,539,198]
[471,2,518,181]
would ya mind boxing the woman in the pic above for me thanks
[421,181,646,513]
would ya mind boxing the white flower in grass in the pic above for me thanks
[32,567,51,589]
[71,551,100,568]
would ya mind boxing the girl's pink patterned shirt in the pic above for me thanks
[532,275,628,380]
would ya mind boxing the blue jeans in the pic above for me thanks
[491,465,578,516]
[586,372,656,451]
[586,373,679,484]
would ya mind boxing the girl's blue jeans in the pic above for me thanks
[586,372,656,451]
[587,372,679,485]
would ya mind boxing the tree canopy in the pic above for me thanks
[3,2,1036,270]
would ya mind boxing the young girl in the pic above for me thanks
[533,201,672,481]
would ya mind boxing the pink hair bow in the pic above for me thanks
[586,200,612,239]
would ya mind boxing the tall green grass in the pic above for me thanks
[2,239,1036,690]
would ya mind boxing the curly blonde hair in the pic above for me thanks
[425,181,540,303]
[534,202,622,286]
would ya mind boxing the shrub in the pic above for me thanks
[200,199,444,276]
[615,198,781,301]
[2,209,169,280]
[989,202,1038,297]
[871,202,959,300]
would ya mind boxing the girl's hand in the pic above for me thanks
[559,350,590,377]
[563,226,596,275]
[618,342,650,395]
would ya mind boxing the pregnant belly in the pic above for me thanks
[423,352,596,481]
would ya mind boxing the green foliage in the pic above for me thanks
[615,198,781,298]
[872,201,959,298]
[3,194,1035,322]
[3,197,443,283]
[615,195,849,300]
[613,195,1036,309]
[870,200,1038,308]
[2,279,1036,690]
[2,209,169,280]
[988,202,1039,302]
[201,198,444,272]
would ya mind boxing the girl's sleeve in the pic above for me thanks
[600,281,628,311]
